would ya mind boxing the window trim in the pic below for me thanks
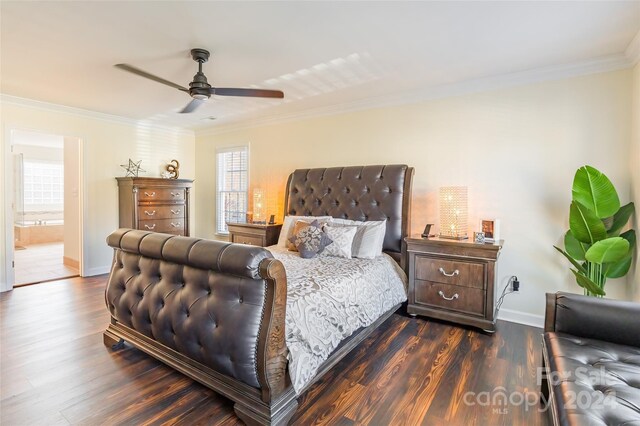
[215,144,249,236]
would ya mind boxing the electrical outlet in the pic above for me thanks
[512,277,520,292]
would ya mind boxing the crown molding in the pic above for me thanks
[196,53,635,137]
[626,29,640,65]
[0,94,194,137]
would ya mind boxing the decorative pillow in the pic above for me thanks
[287,219,329,251]
[321,225,357,259]
[278,215,333,248]
[329,219,386,259]
[288,220,332,259]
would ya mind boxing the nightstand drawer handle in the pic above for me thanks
[170,222,181,228]
[144,210,156,216]
[438,267,459,277]
[170,209,181,215]
[144,191,156,197]
[171,192,181,197]
[144,224,156,230]
[438,290,459,301]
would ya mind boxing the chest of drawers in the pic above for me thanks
[116,177,193,236]
[405,236,503,333]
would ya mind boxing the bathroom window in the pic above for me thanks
[23,160,64,211]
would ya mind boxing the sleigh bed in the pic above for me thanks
[103,164,414,425]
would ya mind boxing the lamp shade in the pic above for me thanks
[253,188,266,224]
[439,186,468,240]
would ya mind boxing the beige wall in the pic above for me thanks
[12,144,63,162]
[0,101,196,290]
[631,63,640,302]
[195,69,633,323]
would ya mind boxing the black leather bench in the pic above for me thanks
[542,292,640,425]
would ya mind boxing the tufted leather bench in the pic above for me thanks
[541,292,640,426]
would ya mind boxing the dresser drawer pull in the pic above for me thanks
[170,209,181,215]
[170,222,181,228]
[438,290,459,301]
[144,191,156,197]
[144,210,156,216]
[438,267,460,277]
[170,192,181,197]
[144,224,156,230]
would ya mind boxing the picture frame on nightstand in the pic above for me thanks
[481,219,500,243]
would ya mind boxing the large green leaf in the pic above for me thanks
[571,269,606,296]
[604,230,636,278]
[569,201,607,244]
[585,237,629,264]
[554,246,587,273]
[620,229,637,248]
[607,202,635,237]
[564,231,589,260]
[604,257,632,279]
[572,165,620,219]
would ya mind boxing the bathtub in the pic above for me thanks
[14,221,64,246]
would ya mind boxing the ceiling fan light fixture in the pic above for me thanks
[193,93,208,100]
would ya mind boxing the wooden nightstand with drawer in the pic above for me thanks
[405,236,503,333]
[227,222,282,247]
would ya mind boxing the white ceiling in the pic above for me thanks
[1,1,639,130]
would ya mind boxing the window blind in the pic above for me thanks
[216,146,248,234]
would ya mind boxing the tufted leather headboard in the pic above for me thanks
[284,164,414,264]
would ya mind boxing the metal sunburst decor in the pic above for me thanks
[120,159,145,177]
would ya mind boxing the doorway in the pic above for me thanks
[10,130,82,286]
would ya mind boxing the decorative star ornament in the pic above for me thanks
[120,159,145,177]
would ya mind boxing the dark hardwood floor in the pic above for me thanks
[0,276,548,425]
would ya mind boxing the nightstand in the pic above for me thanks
[226,222,282,247]
[405,236,503,333]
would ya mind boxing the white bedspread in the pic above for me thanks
[267,246,408,393]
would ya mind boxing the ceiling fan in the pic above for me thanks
[115,48,284,113]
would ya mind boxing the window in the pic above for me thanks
[23,160,64,212]
[216,146,248,234]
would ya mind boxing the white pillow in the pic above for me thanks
[329,218,386,259]
[321,225,357,259]
[278,215,333,248]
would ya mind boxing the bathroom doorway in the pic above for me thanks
[10,130,82,286]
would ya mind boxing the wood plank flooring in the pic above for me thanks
[14,242,79,286]
[0,276,548,425]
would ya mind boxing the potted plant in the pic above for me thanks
[554,165,635,296]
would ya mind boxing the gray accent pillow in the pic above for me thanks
[289,220,333,259]
[321,225,357,259]
[277,215,333,248]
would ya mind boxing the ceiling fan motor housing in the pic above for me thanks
[189,49,212,100]
[189,72,211,99]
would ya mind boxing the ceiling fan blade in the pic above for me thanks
[179,98,204,114]
[115,64,188,92]
[211,88,284,98]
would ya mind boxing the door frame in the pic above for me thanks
[2,126,87,291]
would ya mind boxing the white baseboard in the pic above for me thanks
[83,265,111,277]
[497,308,544,329]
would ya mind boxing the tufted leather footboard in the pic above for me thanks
[103,229,297,425]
